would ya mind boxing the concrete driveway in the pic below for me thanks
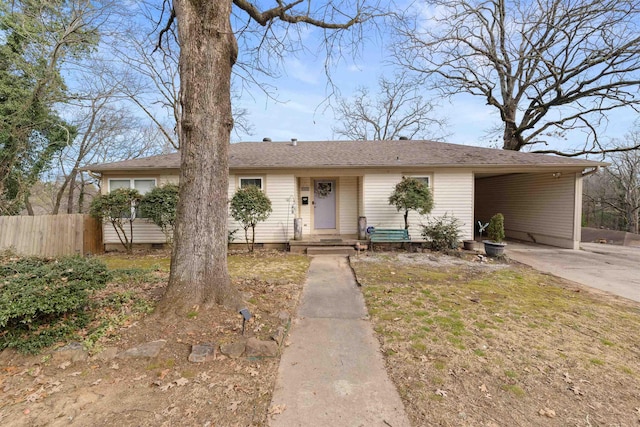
[507,242,640,302]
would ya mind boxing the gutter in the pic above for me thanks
[84,170,102,181]
[581,166,601,177]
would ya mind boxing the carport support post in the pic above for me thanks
[573,172,583,250]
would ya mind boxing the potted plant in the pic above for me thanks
[483,213,506,257]
[464,220,488,250]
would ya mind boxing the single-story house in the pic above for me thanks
[83,139,605,251]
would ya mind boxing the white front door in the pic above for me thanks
[314,180,336,230]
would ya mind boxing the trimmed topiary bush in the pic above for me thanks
[230,185,272,252]
[487,213,505,243]
[0,256,110,354]
[389,177,434,230]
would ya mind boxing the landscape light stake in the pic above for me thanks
[239,308,251,335]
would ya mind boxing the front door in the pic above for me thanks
[314,179,336,230]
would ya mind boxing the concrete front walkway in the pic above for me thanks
[508,242,640,302]
[269,256,410,427]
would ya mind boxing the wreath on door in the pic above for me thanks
[315,182,332,198]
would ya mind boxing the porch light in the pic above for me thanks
[239,308,252,335]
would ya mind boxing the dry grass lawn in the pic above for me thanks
[351,252,640,427]
[0,251,310,427]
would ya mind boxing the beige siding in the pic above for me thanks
[362,170,474,241]
[363,173,406,230]
[338,176,359,234]
[103,219,166,244]
[228,174,296,243]
[475,172,578,248]
[431,170,474,240]
[159,174,179,185]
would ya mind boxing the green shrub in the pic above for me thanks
[487,213,505,243]
[421,214,462,251]
[90,188,142,253]
[230,185,272,252]
[389,177,434,230]
[139,184,179,246]
[0,256,110,354]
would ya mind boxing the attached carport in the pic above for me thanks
[474,166,598,250]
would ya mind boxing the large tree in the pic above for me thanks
[157,1,381,314]
[108,2,254,150]
[49,59,167,215]
[394,0,640,156]
[0,0,103,214]
[584,132,640,233]
[332,72,446,141]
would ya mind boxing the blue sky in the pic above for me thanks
[233,23,478,144]
[236,40,636,153]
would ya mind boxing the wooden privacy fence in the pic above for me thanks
[0,214,103,257]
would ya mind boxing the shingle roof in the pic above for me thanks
[83,140,605,172]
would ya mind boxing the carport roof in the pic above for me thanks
[83,140,606,171]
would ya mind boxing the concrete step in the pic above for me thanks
[306,246,356,256]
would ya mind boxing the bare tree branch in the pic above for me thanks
[332,72,448,141]
[394,0,640,156]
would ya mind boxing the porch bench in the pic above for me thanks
[369,228,411,249]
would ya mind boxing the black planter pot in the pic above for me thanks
[463,240,476,251]
[483,240,506,257]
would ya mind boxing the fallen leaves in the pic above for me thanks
[268,404,286,417]
[158,369,170,380]
[227,400,241,412]
[175,377,189,387]
[158,377,189,391]
[569,385,585,396]
[479,383,493,398]
[538,408,556,418]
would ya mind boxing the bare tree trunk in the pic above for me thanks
[52,179,67,214]
[157,0,240,315]
[66,169,78,214]
[77,174,86,213]
[502,106,524,151]
[25,196,34,216]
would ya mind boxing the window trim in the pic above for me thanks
[107,178,157,219]
[238,176,265,191]
[108,178,157,194]
[407,175,432,188]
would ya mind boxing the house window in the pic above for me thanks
[413,176,431,187]
[108,178,156,194]
[239,177,263,190]
[108,178,156,218]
